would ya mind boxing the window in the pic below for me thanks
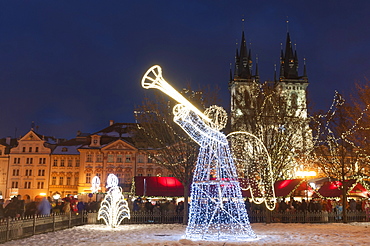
[22,147,25,152]
[39,158,46,164]
[29,147,32,152]
[116,154,123,163]
[68,159,73,167]
[35,147,39,152]
[24,182,31,189]
[96,154,102,162]
[59,177,64,185]
[147,156,153,163]
[86,173,91,183]
[75,159,80,167]
[53,159,58,167]
[37,182,44,189]
[25,169,32,176]
[86,154,92,162]
[125,154,131,163]
[66,177,71,185]
[108,154,114,163]
[12,169,19,176]
[14,158,20,164]
[52,177,57,185]
[75,177,79,186]
[60,159,65,167]
[11,181,18,188]
[138,155,144,163]
[38,169,45,176]
[26,158,33,164]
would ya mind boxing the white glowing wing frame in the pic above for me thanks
[227,131,276,211]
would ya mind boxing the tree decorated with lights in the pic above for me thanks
[98,174,130,228]
[141,65,256,241]
[229,30,312,182]
[311,91,370,222]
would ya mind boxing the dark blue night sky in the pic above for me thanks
[0,1,369,139]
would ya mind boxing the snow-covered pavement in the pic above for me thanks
[3,222,370,246]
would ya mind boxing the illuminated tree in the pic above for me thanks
[345,81,370,178]
[232,82,312,181]
[311,92,368,223]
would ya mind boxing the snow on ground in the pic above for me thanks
[3,222,370,246]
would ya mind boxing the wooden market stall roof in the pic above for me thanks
[315,179,370,198]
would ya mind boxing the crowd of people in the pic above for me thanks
[245,196,370,217]
[0,195,102,219]
[130,197,184,214]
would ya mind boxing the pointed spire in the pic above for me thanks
[303,57,307,77]
[255,55,259,77]
[274,64,277,82]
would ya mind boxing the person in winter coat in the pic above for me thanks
[37,197,51,215]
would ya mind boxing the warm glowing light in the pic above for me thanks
[141,65,212,123]
[98,174,130,228]
[53,193,61,200]
[296,171,316,177]
[40,193,46,196]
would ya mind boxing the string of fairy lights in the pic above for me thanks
[311,91,370,180]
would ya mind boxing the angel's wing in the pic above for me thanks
[227,131,276,210]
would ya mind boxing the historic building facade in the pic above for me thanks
[7,131,59,199]
[229,30,312,177]
[0,121,170,201]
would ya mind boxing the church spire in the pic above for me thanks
[280,31,299,79]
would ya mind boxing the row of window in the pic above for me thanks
[85,173,129,184]
[13,157,46,164]
[53,159,80,167]
[11,181,45,189]
[12,169,46,176]
[22,147,40,153]
[51,176,78,186]
[86,154,154,163]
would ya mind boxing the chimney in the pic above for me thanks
[6,136,11,145]
[109,120,114,126]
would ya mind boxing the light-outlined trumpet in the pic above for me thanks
[141,65,212,123]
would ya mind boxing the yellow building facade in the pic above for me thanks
[1,122,169,201]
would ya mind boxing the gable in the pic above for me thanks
[102,139,137,151]
[19,131,43,142]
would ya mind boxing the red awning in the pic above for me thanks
[316,180,369,198]
[239,179,313,197]
[134,176,184,197]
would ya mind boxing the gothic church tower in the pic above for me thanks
[229,31,259,133]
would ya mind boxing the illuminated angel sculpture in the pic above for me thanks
[142,65,256,241]
[98,174,130,228]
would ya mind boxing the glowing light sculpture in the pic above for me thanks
[227,131,276,211]
[142,65,256,241]
[91,176,101,193]
[97,174,130,228]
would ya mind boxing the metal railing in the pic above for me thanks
[1,210,368,243]
[87,210,370,225]
[0,212,86,243]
